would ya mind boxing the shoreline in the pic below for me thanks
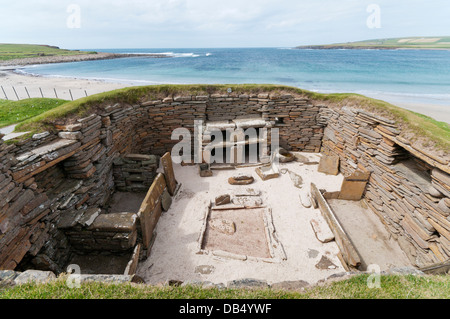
[0,52,170,68]
[0,69,138,101]
[1,68,448,124]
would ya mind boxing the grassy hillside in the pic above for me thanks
[296,36,450,50]
[0,44,95,61]
[1,274,449,299]
[0,98,68,128]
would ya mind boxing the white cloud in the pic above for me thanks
[0,0,448,48]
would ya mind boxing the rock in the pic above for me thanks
[228,175,254,185]
[338,170,370,201]
[311,194,318,209]
[276,148,295,163]
[209,219,236,235]
[255,166,279,181]
[215,194,231,206]
[77,208,101,227]
[14,270,56,285]
[315,256,338,270]
[310,219,335,243]
[166,280,183,287]
[195,265,215,275]
[76,275,141,284]
[161,189,172,212]
[0,270,20,282]
[437,199,450,216]
[271,280,310,291]
[318,155,340,176]
[58,131,83,140]
[212,250,247,261]
[445,198,450,207]
[386,267,425,276]
[289,170,303,189]
[232,196,263,207]
[294,153,310,163]
[181,280,218,288]
[32,131,50,140]
[428,186,444,198]
[199,164,213,177]
[88,213,137,233]
[299,192,312,208]
[307,249,319,259]
[227,278,269,289]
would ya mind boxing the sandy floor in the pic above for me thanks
[0,70,135,101]
[137,153,349,286]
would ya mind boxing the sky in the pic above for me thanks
[0,0,449,49]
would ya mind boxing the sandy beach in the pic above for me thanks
[1,64,448,124]
[0,70,138,101]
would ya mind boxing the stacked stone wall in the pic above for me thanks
[321,107,450,267]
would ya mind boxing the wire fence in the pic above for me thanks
[0,85,89,101]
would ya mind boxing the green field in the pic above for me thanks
[296,36,450,50]
[0,44,95,61]
[0,98,68,128]
[1,274,449,299]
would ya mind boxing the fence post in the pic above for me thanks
[69,89,73,101]
[85,90,88,97]
[1,86,7,100]
[25,87,30,99]
[54,88,58,99]
[39,88,44,98]
[12,86,20,101]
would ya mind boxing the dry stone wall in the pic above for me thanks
[1,89,448,273]
[321,107,450,267]
[0,93,325,272]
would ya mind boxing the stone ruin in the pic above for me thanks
[0,88,449,286]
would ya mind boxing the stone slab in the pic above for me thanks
[318,155,340,176]
[161,153,177,196]
[89,213,138,233]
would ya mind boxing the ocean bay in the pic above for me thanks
[18,47,450,122]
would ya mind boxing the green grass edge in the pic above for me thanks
[9,84,449,151]
[1,274,449,299]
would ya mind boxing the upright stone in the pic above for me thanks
[318,155,340,176]
[161,152,178,196]
[338,171,371,201]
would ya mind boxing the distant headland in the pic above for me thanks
[0,43,169,67]
[296,36,450,50]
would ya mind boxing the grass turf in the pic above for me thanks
[0,274,449,299]
[0,98,69,128]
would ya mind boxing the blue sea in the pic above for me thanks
[18,48,450,122]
